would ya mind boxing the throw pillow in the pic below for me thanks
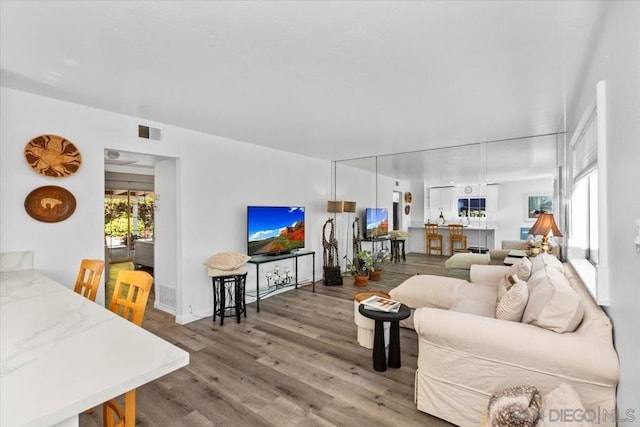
[530,253,563,275]
[497,257,532,300]
[522,270,585,333]
[496,275,529,321]
[537,383,589,427]
[204,252,251,271]
[487,385,542,427]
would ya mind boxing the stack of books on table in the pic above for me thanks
[361,295,401,313]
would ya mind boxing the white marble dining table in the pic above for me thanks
[0,269,189,427]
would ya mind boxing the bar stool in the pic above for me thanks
[424,223,443,255]
[103,270,154,427]
[210,270,248,325]
[448,224,468,255]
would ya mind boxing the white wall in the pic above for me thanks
[565,1,640,415]
[0,87,330,324]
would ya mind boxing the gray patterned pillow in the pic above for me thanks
[488,385,541,427]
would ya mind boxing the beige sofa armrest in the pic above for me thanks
[502,240,527,249]
[469,264,510,286]
[413,307,619,386]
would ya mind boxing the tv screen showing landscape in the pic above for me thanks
[365,207,389,238]
[247,206,305,256]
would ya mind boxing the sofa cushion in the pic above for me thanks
[495,276,528,322]
[530,253,563,275]
[389,274,465,310]
[445,253,490,269]
[204,252,251,271]
[522,268,585,333]
[449,283,497,318]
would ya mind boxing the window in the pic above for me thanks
[567,80,608,305]
[570,171,598,264]
[458,197,486,217]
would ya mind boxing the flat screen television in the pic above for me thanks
[365,207,389,238]
[247,206,305,256]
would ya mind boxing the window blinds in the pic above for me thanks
[570,105,597,183]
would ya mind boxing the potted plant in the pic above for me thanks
[369,248,390,281]
[345,250,374,287]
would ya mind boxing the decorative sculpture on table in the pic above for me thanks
[322,217,343,286]
[352,217,362,263]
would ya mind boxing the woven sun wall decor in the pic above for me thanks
[24,134,82,178]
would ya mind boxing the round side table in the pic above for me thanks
[358,303,411,372]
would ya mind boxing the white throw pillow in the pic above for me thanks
[538,383,589,427]
[496,276,529,322]
[497,257,532,300]
[522,270,584,333]
[204,252,251,271]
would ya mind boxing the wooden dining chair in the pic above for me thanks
[424,223,443,256]
[73,259,105,302]
[448,224,468,255]
[103,270,154,427]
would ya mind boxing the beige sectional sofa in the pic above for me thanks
[389,254,619,427]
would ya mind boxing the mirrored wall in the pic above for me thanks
[333,134,560,258]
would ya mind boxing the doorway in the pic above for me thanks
[393,191,401,230]
[104,150,180,317]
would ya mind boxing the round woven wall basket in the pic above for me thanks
[24,134,82,178]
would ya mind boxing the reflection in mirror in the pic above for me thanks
[334,134,558,258]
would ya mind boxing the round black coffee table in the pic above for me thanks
[358,303,411,372]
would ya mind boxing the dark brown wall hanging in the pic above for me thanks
[24,186,76,223]
[24,134,82,177]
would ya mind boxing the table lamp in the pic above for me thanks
[528,213,563,254]
[326,200,344,214]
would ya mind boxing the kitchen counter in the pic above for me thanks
[0,269,189,427]
[407,225,496,255]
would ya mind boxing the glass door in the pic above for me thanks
[104,190,155,262]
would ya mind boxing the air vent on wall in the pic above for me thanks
[138,125,161,141]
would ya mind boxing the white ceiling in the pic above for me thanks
[0,1,605,168]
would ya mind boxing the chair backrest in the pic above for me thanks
[425,223,440,236]
[73,259,105,302]
[449,224,465,237]
[109,270,153,326]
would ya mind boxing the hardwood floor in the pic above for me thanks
[80,253,454,427]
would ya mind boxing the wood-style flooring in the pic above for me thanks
[80,253,454,427]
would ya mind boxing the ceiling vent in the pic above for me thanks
[138,125,161,141]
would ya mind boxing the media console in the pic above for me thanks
[247,249,315,312]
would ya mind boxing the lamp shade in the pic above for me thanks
[343,201,357,213]
[529,213,563,237]
[326,200,344,213]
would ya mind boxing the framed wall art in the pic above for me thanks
[527,195,553,220]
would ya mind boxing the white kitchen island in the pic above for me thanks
[0,268,189,427]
